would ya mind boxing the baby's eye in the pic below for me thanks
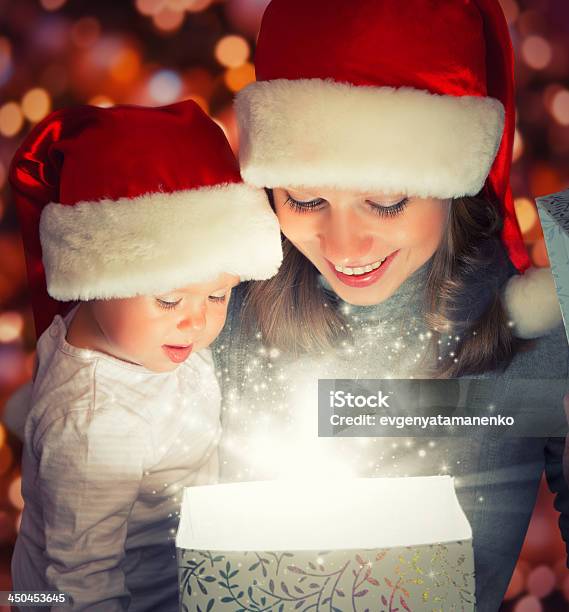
[155,297,182,310]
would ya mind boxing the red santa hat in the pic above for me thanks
[10,100,282,337]
[235,0,561,338]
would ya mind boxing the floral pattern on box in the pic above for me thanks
[537,189,569,339]
[177,543,475,612]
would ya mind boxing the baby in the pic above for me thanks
[8,100,282,611]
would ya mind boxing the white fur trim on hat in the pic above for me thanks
[503,267,562,339]
[40,183,283,301]
[236,79,505,198]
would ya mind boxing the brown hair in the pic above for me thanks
[244,192,526,378]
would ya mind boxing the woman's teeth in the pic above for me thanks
[334,256,387,276]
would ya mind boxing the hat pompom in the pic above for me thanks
[503,267,562,339]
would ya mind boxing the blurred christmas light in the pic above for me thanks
[526,565,556,599]
[521,35,552,71]
[0,423,5,448]
[532,239,549,268]
[0,312,25,343]
[89,36,126,70]
[224,62,255,92]
[153,8,185,32]
[0,37,13,87]
[148,69,182,104]
[514,197,538,235]
[71,17,101,48]
[215,35,250,68]
[109,48,142,84]
[88,95,114,108]
[8,476,24,511]
[0,445,13,476]
[500,0,519,24]
[135,0,163,16]
[0,102,24,138]
[186,0,213,13]
[513,595,542,612]
[21,88,51,123]
[551,89,569,126]
[512,127,524,162]
[40,0,67,10]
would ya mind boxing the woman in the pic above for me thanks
[213,0,569,610]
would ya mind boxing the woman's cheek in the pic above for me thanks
[276,207,319,243]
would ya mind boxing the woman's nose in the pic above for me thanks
[319,211,374,264]
[177,304,206,331]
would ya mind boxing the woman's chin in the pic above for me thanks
[323,273,398,306]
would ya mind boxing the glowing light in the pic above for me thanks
[0,102,24,137]
[512,128,524,162]
[71,17,101,48]
[0,445,13,475]
[21,88,51,123]
[0,311,24,343]
[89,95,114,108]
[153,8,185,32]
[522,35,552,70]
[215,35,250,68]
[149,69,183,104]
[514,198,538,235]
[0,423,4,447]
[8,476,24,510]
[109,48,141,83]
[40,0,67,10]
[551,89,569,126]
[224,62,255,93]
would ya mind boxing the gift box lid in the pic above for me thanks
[176,476,472,551]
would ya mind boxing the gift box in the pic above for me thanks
[176,477,475,611]
[536,188,569,341]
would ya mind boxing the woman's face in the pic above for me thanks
[273,187,450,306]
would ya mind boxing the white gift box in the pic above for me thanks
[176,476,475,611]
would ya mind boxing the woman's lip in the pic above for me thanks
[162,344,193,364]
[326,250,399,288]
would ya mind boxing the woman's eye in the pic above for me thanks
[284,194,326,213]
[155,297,182,310]
[208,293,228,304]
[368,197,409,218]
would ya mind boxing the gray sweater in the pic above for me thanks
[213,262,569,612]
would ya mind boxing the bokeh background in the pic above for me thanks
[0,0,568,610]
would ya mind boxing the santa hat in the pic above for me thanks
[235,0,561,338]
[10,100,282,337]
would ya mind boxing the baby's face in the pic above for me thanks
[90,273,240,372]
